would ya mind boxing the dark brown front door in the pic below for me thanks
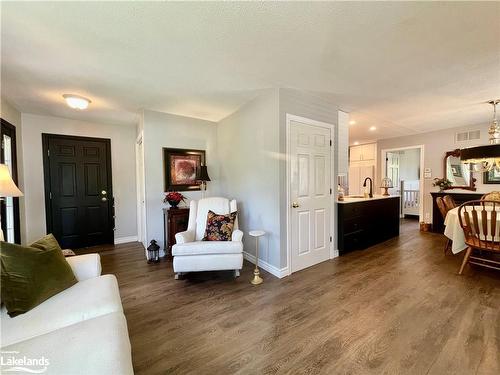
[43,134,114,248]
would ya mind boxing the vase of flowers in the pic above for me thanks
[433,178,452,192]
[164,191,185,208]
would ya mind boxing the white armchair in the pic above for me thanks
[172,197,243,279]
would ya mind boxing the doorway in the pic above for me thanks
[286,114,334,274]
[42,134,114,248]
[381,145,424,221]
[1,119,21,244]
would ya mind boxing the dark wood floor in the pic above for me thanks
[83,221,499,375]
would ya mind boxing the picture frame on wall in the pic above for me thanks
[163,148,205,191]
[483,168,500,184]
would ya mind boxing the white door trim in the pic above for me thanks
[380,144,425,222]
[135,131,147,249]
[286,113,335,276]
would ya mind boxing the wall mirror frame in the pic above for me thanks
[443,149,476,191]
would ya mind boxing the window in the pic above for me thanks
[1,119,21,244]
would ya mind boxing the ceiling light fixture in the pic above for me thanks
[63,94,91,110]
[353,141,360,145]
[369,126,377,131]
[349,120,356,125]
[460,100,500,172]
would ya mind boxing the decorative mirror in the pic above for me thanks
[443,149,476,191]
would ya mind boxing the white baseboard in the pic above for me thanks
[114,236,138,245]
[243,251,289,279]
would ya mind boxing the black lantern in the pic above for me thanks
[147,240,160,263]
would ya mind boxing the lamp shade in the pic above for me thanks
[0,164,23,197]
[197,165,211,182]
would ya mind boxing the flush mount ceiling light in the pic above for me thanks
[349,120,356,125]
[461,100,500,172]
[369,126,377,131]
[62,94,91,110]
[353,141,360,145]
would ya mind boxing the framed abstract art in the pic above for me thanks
[163,148,205,191]
[483,168,500,184]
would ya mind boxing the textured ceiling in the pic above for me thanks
[1,2,499,143]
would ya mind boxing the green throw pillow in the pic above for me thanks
[0,241,77,317]
[29,233,62,252]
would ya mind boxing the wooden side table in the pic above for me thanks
[163,207,190,260]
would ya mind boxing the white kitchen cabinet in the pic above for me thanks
[348,165,374,196]
[349,143,376,162]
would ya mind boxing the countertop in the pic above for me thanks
[337,195,400,204]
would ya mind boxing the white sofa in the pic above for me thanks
[0,254,134,375]
[172,197,243,278]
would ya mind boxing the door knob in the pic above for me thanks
[101,197,108,202]
[292,202,299,208]
[101,190,107,195]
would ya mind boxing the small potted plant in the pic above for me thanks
[433,178,452,192]
[164,191,185,208]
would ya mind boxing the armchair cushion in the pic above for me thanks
[195,197,233,240]
[203,210,237,241]
[29,233,62,252]
[1,242,77,317]
[172,241,243,256]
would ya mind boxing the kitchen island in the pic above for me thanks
[337,195,400,255]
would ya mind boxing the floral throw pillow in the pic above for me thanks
[203,210,237,241]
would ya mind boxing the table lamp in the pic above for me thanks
[0,164,23,241]
[381,177,393,196]
[197,165,211,198]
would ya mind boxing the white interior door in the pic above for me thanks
[290,119,331,273]
[136,135,147,249]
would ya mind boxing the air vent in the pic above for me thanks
[468,130,480,140]
[455,130,480,143]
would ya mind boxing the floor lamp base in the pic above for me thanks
[251,268,263,285]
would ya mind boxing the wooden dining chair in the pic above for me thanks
[443,195,457,211]
[457,200,500,274]
[436,197,452,254]
[481,191,500,202]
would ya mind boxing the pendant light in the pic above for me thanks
[460,100,500,172]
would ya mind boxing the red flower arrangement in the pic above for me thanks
[164,192,185,208]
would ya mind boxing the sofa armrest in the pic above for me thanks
[175,230,195,244]
[232,229,243,242]
[66,254,102,281]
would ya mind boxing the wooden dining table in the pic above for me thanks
[444,205,500,254]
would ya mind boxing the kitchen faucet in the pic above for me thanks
[363,177,373,198]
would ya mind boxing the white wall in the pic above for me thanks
[217,89,280,269]
[20,113,137,243]
[142,110,218,253]
[1,98,21,127]
[377,123,493,223]
[0,98,26,243]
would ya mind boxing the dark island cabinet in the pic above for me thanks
[338,197,400,255]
